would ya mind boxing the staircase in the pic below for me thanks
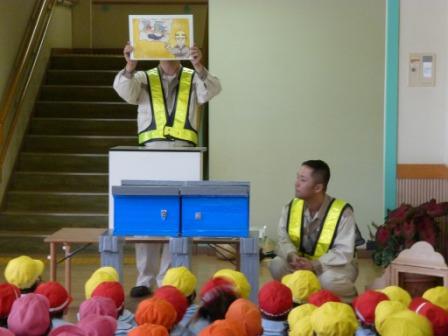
[0,50,157,253]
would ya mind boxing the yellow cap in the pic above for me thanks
[84,269,118,299]
[423,286,448,311]
[310,302,358,336]
[289,316,313,336]
[281,270,320,303]
[213,269,251,299]
[162,266,197,297]
[379,286,411,306]
[287,304,317,330]
[377,310,433,336]
[4,255,44,289]
[374,300,407,331]
[91,267,119,281]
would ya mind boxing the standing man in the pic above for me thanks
[269,160,358,302]
[113,42,221,298]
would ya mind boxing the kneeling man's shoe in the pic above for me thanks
[130,286,151,298]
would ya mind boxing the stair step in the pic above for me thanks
[23,135,136,153]
[9,172,108,192]
[50,54,159,71]
[35,101,136,119]
[46,70,117,85]
[0,212,107,231]
[3,191,108,212]
[16,153,108,172]
[40,85,122,102]
[29,118,136,136]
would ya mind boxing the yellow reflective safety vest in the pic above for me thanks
[286,198,351,260]
[138,66,198,145]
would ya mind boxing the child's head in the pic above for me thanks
[352,290,389,328]
[198,277,238,322]
[410,298,448,336]
[281,270,320,304]
[225,298,262,336]
[0,327,14,336]
[288,304,316,333]
[7,293,51,336]
[135,297,177,331]
[377,310,432,336]
[91,281,125,316]
[84,267,119,299]
[35,281,72,319]
[77,314,117,336]
[0,283,20,327]
[198,319,246,336]
[79,296,118,320]
[49,324,86,336]
[128,323,169,336]
[374,300,407,332]
[310,302,358,336]
[307,289,341,307]
[423,286,448,311]
[153,286,188,324]
[214,269,251,299]
[258,280,293,321]
[162,266,197,305]
[4,256,44,293]
[380,285,411,306]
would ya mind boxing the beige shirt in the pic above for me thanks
[113,66,222,147]
[276,195,356,269]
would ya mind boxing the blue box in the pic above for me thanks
[181,183,249,238]
[113,186,180,236]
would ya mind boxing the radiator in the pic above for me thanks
[397,179,448,206]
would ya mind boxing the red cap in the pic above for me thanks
[409,297,430,311]
[35,281,72,313]
[154,286,188,324]
[352,290,389,325]
[0,283,20,317]
[411,300,448,336]
[92,281,125,311]
[258,280,293,317]
[307,289,341,307]
[199,277,237,306]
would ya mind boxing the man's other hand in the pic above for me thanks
[124,42,137,73]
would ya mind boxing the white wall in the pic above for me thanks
[209,0,386,240]
[398,0,448,164]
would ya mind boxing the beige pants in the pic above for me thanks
[269,256,358,303]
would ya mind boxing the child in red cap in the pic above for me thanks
[352,290,389,336]
[92,281,137,335]
[188,277,239,334]
[307,289,341,307]
[35,281,73,329]
[258,280,293,335]
[0,283,20,328]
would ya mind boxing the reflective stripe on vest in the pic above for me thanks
[287,198,348,260]
[138,67,198,145]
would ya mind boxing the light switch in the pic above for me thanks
[409,53,436,87]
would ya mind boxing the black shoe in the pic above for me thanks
[130,286,151,298]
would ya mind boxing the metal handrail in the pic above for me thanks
[0,0,56,166]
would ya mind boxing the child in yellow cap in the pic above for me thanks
[4,256,44,293]
[310,302,359,336]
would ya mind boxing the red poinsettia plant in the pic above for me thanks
[371,199,448,267]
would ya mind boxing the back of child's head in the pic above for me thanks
[77,314,117,336]
[289,316,313,336]
[4,256,44,292]
[153,285,188,323]
[198,277,238,322]
[84,266,119,299]
[258,280,293,320]
[310,302,359,336]
[307,289,340,307]
[288,303,317,331]
[7,293,51,336]
[0,283,20,327]
[79,296,118,320]
[135,297,177,330]
[198,319,247,336]
[35,281,72,319]
[281,270,320,304]
[352,290,389,327]
[128,323,169,336]
[374,300,407,331]
[378,310,432,336]
[225,298,262,336]
[91,281,125,315]
[423,286,448,311]
[410,298,448,336]
[0,327,14,336]
[49,324,87,336]
[162,266,197,304]
[213,269,251,299]
[380,285,411,306]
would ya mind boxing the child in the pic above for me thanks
[198,319,246,336]
[84,267,119,299]
[35,281,73,329]
[310,302,359,336]
[214,269,251,299]
[4,255,44,293]
[0,283,20,328]
[135,297,178,331]
[128,323,169,336]
[79,296,117,320]
[307,289,340,307]
[410,298,448,336]
[352,290,389,336]
[281,270,320,305]
[226,298,263,336]
[258,280,293,335]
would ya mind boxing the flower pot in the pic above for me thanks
[398,272,443,297]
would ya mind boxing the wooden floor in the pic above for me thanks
[0,253,383,323]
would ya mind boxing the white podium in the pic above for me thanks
[108,146,205,230]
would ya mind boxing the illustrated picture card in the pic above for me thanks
[129,15,194,60]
